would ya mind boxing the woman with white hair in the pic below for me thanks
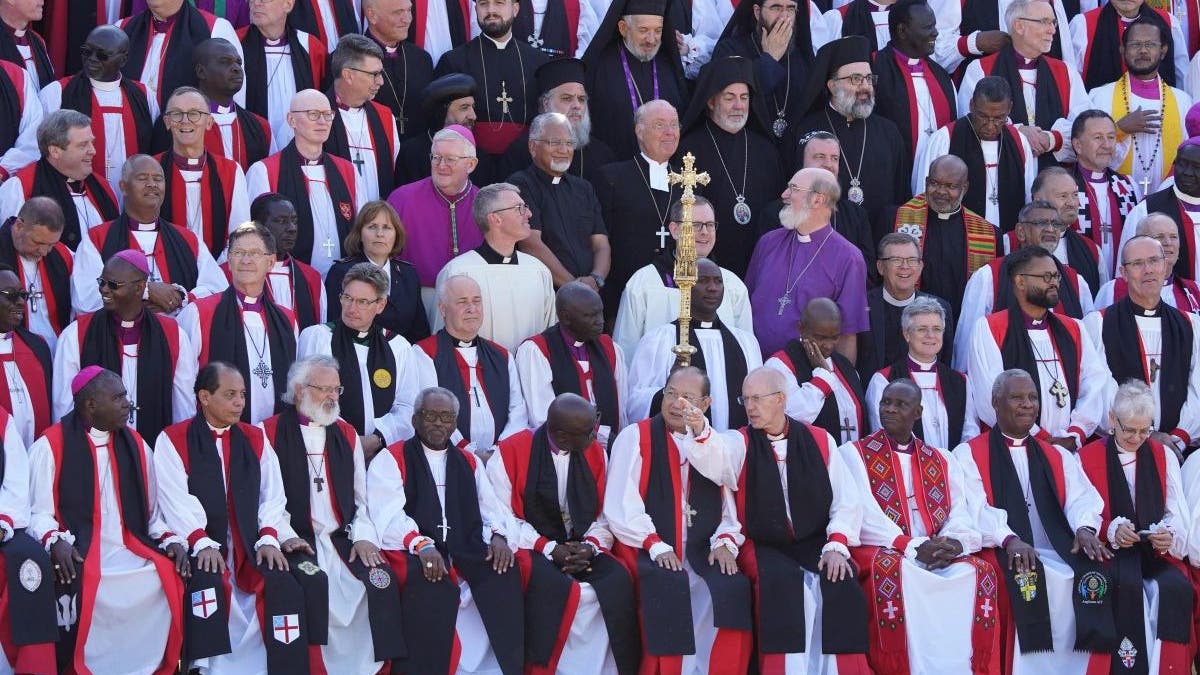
[865,297,979,448]
[1078,380,1192,674]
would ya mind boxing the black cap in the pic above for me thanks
[622,0,666,16]
[792,36,872,119]
[420,73,477,129]
[536,57,587,97]
[679,56,766,135]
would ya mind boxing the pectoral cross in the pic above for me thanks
[840,416,857,439]
[776,293,791,316]
[496,81,513,116]
[1139,175,1152,196]
[656,225,671,249]
[252,360,273,388]
[883,600,899,620]
[682,500,697,527]
[27,286,42,313]
[1150,357,1161,383]
[351,153,365,175]
[313,475,325,492]
[1049,379,1069,408]
[397,113,407,136]
[1100,221,1112,246]
[7,385,24,403]
[321,238,336,258]
[437,515,451,540]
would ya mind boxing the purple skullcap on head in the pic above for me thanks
[110,249,150,276]
[444,124,476,147]
[71,365,107,396]
[1187,102,1200,138]
[1179,136,1200,153]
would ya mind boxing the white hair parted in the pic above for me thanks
[282,354,340,405]
[1110,379,1156,423]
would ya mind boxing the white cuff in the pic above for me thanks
[967,31,981,55]
[192,537,222,556]
[904,536,930,560]
[0,521,12,543]
[43,531,75,551]
[648,541,674,559]
[1106,517,1133,548]
[711,538,738,557]
[253,535,280,552]
[159,534,187,551]
[821,541,851,558]
[542,541,558,560]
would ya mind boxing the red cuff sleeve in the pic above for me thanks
[642,533,663,552]
[0,515,14,530]
[455,437,470,451]
[401,531,419,550]
[584,535,605,552]
[957,35,971,56]
[186,529,205,548]
[1050,131,1063,152]
[892,534,913,551]
[1171,429,1191,445]
[535,536,552,554]
[1067,426,1086,443]
[41,531,56,546]
[0,168,11,182]
[810,377,832,398]
[159,531,177,544]
[828,533,849,547]
[258,527,278,541]
[716,533,737,545]
[1001,534,1016,548]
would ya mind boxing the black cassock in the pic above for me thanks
[433,37,546,150]
[593,155,678,320]
[507,165,607,278]
[585,42,688,159]
[677,122,782,277]
[712,36,810,139]
[790,109,911,224]
[372,41,435,142]
[497,132,617,182]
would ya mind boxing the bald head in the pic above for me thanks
[547,393,599,453]
[742,367,787,394]
[800,297,842,328]
[291,88,330,111]
[929,154,968,182]
[82,26,129,81]
[1138,213,1178,237]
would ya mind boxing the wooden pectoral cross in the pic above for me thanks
[351,153,366,175]
[1149,357,1161,383]
[313,475,325,492]
[1049,380,1069,408]
[841,416,857,438]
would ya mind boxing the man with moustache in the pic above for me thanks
[252,193,325,330]
[1120,139,1200,282]
[394,74,497,185]
[363,0,434,142]
[0,197,72,351]
[1070,110,1140,279]
[324,35,401,202]
[40,26,156,195]
[189,38,273,170]
[1095,213,1200,312]
[0,263,55,446]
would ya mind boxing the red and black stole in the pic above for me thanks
[0,62,24,163]
[872,46,955,161]
[157,149,237,257]
[960,0,1068,64]
[968,429,1115,655]
[734,420,866,671]
[512,0,579,55]
[880,357,967,445]
[120,3,218,107]
[1079,438,1192,675]
[45,411,184,667]
[238,26,324,121]
[411,0,471,51]
[1114,276,1200,314]
[0,329,51,438]
[979,47,1070,132]
[76,308,180,443]
[529,326,620,430]
[988,309,1082,411]
[273,255,322,330]
[390,435,523,674]
[91,215,200,288]
[0,26,52,86]
[0,217,71,335]
[1082,4,1177,89]
[264,406,406,663]
[990,256,1084,318]
[946,118,1026,233]
[1146,187,1198,280]
[609,415,750,670]
[499,427,640,673]
[286,0,358,46]
[194,288,295,423]
[671,318,749,428]
[849,430,996,675]
[775,339,866,437]
[1102,298,1192,433]
[59,74,153,178]
[19,159,118,250]
[261,142,356,267]
[205,106,272,169]
[327,319,397,436]
[418,329,511,442]
[324,94,397,196]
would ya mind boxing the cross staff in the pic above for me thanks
[667,152,710,367]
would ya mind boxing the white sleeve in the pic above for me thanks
[70,233,104,314]
[0,72,41,176]
[1170,314,1200,442]
[1190,53,1200,103]
[940,448,984,553]
[764,356,839,424]
[349,435,380,545]
[373,337,418,444]
[726,276,754,334]
[955,266,994,372]
[191,243,230,300]
[825,434,863,545]
[951,442,1017,548]
[51,323,81,422]
[865,371,886,435]
[484,451,539,552]
[176,303,203,369]
[1051,67,1092,163]
[961,375,981,443]
[228,168,251,232]
[474,452,509,542]
[0,176,25,221]
[0,416,28,532]
[26,436,63,546]
[171,330,198,423]
[36,79,60,113]
[151,431,218,553]
[678,427,746,489]
[930,0,970,72]
[365,449,422,550]
[1170,15,1190,87]
[244,161,269,201]
[1078,275,1096,313]
[1068,16,1088,74]
[710,485,745,550]
[1161,449,1190,559]
[614,343,629,431]
[956,62,983,120]
[808,1,832,52]
[256,435,292,542]
[603,424,659,550]
[836,441,909,550]
[967,315,1002,428]
[625,328,672,426]
[516,340,553,429]
[1059,443,1103,533]
[498,355,529,441]
[1117,201,1150,263]
[1019,131,1038,201]
[1068,320,1113,439]
[912,127,949,195]
[573,0,600,57]
[612,283,646,360]
[143,435,185,547]
[211,19,245,65]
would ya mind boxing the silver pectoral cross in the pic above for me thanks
[1139,176,1152,196]
[683,500,697,528]
[252,360,273,388]
[496,81,513,116]
[1049,379,1069,408]
[321,238,336,258]
[656,225,671,249]
[437,515,452,540]
[776,294,791,316]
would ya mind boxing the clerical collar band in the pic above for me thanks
[476,241,518,265]
[935,208,960,220]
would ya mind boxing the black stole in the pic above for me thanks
[985,429,1115,652]
[649,319,749,428]
[1062,231,1101,294]
[523,426,598,542]
[0,414,55,647]
[241,26,316,119]
[207,289,295,422]
[782,340,866,437]
[998,309,1081,410]
[273,406,355,548]
[996,256,1084,318]
[29,159,118,250]
[276,142,355,266]
[120,3,211,106]
[873,45,957,161]
[324,93,395,197]
[744,421,867,654]
[282,256,319,330]
[539,327,619,429]
[328,320,396,436]
[948,120,1024,233]
[287,0,358,43]
[512,0,570,55]
[1101,298,1192,432]
[158,149,230,257]
[1085,4,1177,89]
[961,0,1065,62]
[0,64,21,153]
[990,48,1064,130]
[430,329,510,441]
[185,416,258,573]
[0,218,69,332]
[79,308,174,443]
[60,75,152,155]
[885,356,966,445]
[1146,189,1193,280]
[101,214,197,289]
[0,28,51,86]
[841,0,881,50]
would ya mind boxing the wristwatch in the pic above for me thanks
[589,273,605,289]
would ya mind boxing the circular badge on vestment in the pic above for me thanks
[372,369,392,389]
[1078,571,1108,604]
[368,567,391,589]
[19,559,42,592]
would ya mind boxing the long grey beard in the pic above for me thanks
[571,114,592,149]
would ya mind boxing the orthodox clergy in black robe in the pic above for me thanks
[788,36,911,223]
[365,32,434,142]
[857,287,955,381]
[676,56,783,277]
[507,164,608,279]
[433,31,548,156]
[395,74,503,186]
[582,0,689,159]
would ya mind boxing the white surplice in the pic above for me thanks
[1089,78,1192,196]
[433,249,556,352]
[864,361,981,448]
[0,332,38,447]
[764,354,863,444]
[515,335,628,439]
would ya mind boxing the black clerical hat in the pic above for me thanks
[678,56,769,136]
[536,57,587,97]
[792,36,872,119]
[421,73,477,129]
[582,0,684,77]
[622,0,667,16]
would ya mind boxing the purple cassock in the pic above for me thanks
[128,0,249,26]
[745,225,870,356]
[387,177,483,287]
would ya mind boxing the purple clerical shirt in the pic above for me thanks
[745,225,869,356]
[387,177,482,287]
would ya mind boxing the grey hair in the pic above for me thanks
[1111,379,1156,422]
[341,261,389,298]
[120,153,159,184]
[331,33,384,80]
[900,296,946,333]
[438,273,479,304]
[991,368,1034,402]
[1137,212,1177,234]
[431,127,477,159]
[529,112,570,139]
[282,354,340,405]
[634,99,676,126]
[472,182,521,232]
[1004,0,1035,32]
[37,109,91,156]
[811,171,842,204]
[877,232,920,258]
[416,386,461,416]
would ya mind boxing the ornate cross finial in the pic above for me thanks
[668,152,711,196]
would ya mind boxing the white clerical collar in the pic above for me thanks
[1174,185,1200,205]
[882,288,916,307]
[422,442,448,455]
[697,320,714,328]
[909,355,937,370]
[1001,432,1028,447]
[794,225,829,243]
[87,428,111,442]
[90,78,120,92]
[356,331,369,339]
[207,422,231,434]
[551,175,562,184]
[766,430,787,442]
[135,221,157,231]
[271,259,287,271]
[214,104,233,115]
[120,320,135,328]
[935,208,960,220]
[573,340,584,348]
[1116,442,1139,455]
[641,153,670,191]
[242,295,259,304]
[484,33,512,49]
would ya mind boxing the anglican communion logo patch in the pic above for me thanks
[368,567,392,589]
[272,614,301,644]
[18,559,41,592]
[1118,637,1138,668]
[339,202,353,221]
[1078,571,1108,604]
[297,561,320,576]
[896,224,923,241]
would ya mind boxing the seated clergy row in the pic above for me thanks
[4,354,1200,674]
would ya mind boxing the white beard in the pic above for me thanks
[298,396,340,427]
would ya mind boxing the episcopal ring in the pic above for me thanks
[425,561,433,568]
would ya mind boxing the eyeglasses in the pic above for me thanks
[663,387,706,407]
[1126,41,1162,52]
[1122,254,1165,272]
[880,256,923,267]
[80,45,124,61]
[737,391,783,406]
[290,109,337,122]
[492,203,531,216]
[418,410,457,424]
[96,277,138,291]
[430,154,470,166]
[340,293,382,309]
[163,110,210,124]
[832,73,878,86]
[305,383,345,396]
[692,221,718,232]
[972,112,1010,126]
[532,138,577,149]
[645,121,681,132]
[228,249,270,260]
[1021,218,1067,231]
[347,66,385,80]
[1115,417,1155,437]
[1016,271,1063,284]
[785,183,812,193]
[0,289,30,303]
[1017,16,1057,27]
